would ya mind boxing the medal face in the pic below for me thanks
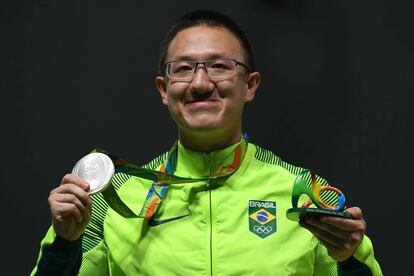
[72,152,115,194]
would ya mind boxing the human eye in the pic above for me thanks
[209,60,232,70]
[171,61,194,74]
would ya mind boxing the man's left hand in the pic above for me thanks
[299,207,366,262]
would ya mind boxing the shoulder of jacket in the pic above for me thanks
[142,152,169,170]
[252,144,331,188]
[252,144,305,176]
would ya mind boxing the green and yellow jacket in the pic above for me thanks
[32,141,382,275]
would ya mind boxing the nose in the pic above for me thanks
[189,64,215,93]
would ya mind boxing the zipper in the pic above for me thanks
[209,180,213,276]
[205,179,213,276]
[206,156,215,276]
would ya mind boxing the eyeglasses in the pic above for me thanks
[164,58,250,81]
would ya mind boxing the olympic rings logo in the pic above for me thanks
[253,225,272,234]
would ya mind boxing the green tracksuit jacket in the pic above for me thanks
[32,141,383,275]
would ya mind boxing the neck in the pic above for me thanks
[178,128,243,152]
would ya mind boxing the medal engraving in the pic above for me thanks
[72,153,115,194]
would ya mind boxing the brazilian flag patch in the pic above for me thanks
[248,200,277,239]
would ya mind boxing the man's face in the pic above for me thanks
[156,25,259,137]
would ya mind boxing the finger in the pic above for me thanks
[310,223,364,261]
[344,207,363,220]
[53,202,83,223]
[303,217,349,239]
[319,215,366,233]
[52,183,92,208]
[300,220,344,248]
[54,193,89,220]
[60,173,90,191]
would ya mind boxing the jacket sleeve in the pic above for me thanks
[306,173,383,275]
[31,192,110,276]
[313,235,383,276]
[31,229,82,276]
[337,235,383,276]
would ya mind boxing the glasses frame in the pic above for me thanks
[163,58,251,81]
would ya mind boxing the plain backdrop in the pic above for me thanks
[2,0,413,275]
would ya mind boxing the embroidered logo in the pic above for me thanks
[248,200,277,239]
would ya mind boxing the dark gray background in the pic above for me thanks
[2,0,413,275]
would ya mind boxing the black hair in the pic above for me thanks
[158,9,256,75]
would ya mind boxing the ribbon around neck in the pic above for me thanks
[95,133,249,219]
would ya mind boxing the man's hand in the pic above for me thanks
[299,207,366,262]
[48,174,93,241]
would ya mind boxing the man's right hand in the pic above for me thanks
[48,174,93,241]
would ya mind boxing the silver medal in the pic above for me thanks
[72,152,115,195]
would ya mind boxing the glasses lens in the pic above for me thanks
[166,59,238,80]
[206,59,236,78]
[167,61,194,79]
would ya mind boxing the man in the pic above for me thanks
[32,10,382,275]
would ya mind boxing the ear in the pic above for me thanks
[244,72,261,102]
[155,75,168,106]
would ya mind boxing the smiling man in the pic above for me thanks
[32,10,382,275]
[156,25,259,152]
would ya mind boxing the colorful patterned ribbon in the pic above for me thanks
[97,133,249,219]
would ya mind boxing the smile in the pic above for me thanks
[185,99,219,108]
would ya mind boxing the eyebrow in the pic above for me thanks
[170,53,227,62]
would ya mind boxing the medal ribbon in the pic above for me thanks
[98,133,249,219]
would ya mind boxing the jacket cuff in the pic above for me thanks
[353,235,373,262]
[337,256,371,274]
[50,235,82,252]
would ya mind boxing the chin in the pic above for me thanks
[186,122,222,131]
[179,118,225,131]
[181,114,223,129]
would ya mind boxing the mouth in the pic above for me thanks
[185,98,219,108]
[186,98,217,103]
